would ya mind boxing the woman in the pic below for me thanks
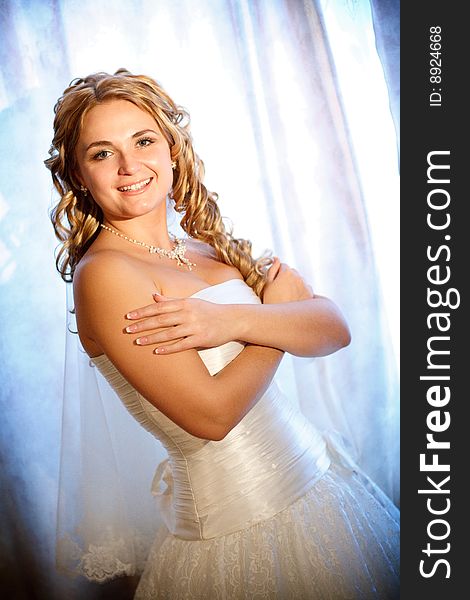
[47,69,399,598]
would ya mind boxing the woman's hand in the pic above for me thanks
[262,258,314,304]
[125,294,237,354]
[125,262,320,357]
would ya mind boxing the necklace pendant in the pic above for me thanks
[179,256,196,271]
[100,223,196,270]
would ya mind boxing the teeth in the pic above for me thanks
[118,178,151,192]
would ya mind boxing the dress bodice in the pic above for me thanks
[91,279,330,540]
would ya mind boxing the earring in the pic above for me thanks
[80,185,88,196]
[171,161,177,170]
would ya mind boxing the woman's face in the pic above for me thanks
[75,99,173,221]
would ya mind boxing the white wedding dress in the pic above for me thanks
[91,279,399,599]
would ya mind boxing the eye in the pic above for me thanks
[136,137,155,148]
[92,149,112,160]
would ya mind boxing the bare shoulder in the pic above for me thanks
[73,248,164,355]
[75,248,135,285]
[74,248,159,296]
[73,249,159,333]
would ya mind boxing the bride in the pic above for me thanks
[46,69,399,598]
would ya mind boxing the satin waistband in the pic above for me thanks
[151,383,331,540]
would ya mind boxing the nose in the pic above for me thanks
[117,152,141,176]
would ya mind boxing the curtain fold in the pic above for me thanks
[0,1,399,596]
[369,0,400,153]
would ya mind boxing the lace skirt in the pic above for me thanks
[134,462,400,599]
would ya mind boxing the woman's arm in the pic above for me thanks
[223,297,350,357]
[74,252,283,442]
[238,260,350,356]
[127,261,351,357]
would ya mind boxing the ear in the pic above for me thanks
[71,169,85,191]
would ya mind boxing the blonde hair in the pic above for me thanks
[45,69,272,296]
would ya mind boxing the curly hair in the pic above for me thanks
[45,68,272,296]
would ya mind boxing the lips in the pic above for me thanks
[117,177,152,192]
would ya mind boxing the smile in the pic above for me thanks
[117,177,152,192]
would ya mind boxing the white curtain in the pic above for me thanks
[0,1,399,597]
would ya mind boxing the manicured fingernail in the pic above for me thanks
[126,325,137,333]
[154,347,165,354]
[153,293,162,298]
[127,311,138,319]
[136,337,147,345]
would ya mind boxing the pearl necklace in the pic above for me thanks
[100,224,196,270]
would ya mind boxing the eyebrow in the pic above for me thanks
[85,129,159,152]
